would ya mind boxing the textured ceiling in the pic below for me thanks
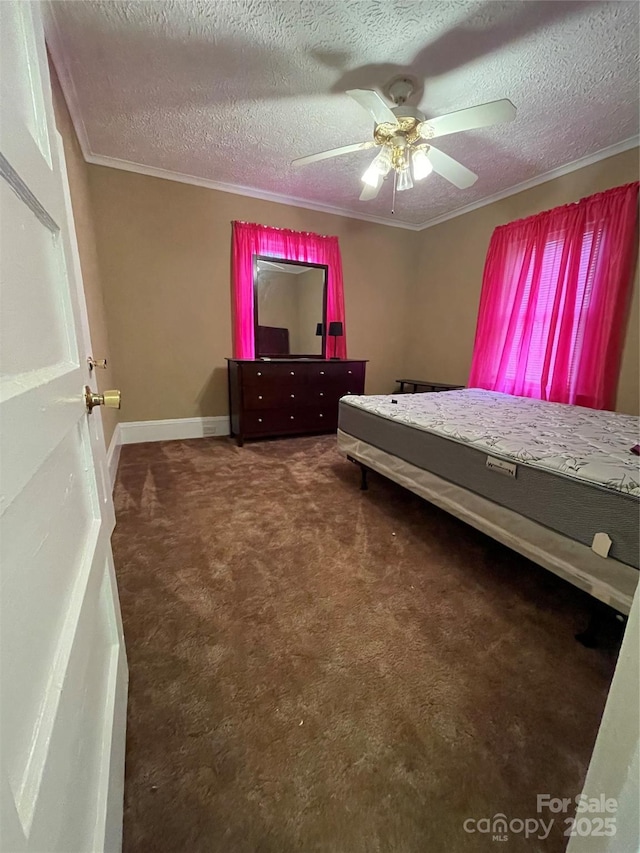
[47,0,639,228]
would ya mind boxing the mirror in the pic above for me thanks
[254,256,327,358]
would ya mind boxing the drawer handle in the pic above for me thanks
[319,392,324,397]
[290,394,295,398]
[258,418,263,423]
[348,370,352,374]
[290,371,295,375]
[319,413,323,418]
[290,415,294,420]
[258,395,263,400]
[257,372,262,376]
[320,371,325,375]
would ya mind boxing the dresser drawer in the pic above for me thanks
[241,362,311,387]
[306,386,341,406]
[304,361,359,377]
[306,361,365,391]
[242,409,283,434]
[228,359,366,445]
[331,377,365,399]
[243,385,313,410]
[243,407,336,435]
[291,407,337,431]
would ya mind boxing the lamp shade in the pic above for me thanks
[328,321,343,336]
[315,323,324,336]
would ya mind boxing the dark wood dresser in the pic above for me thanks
[227,359,367,445]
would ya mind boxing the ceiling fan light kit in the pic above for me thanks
[292,77,516,207]
[412,147,433,181]
[362,147,392,186]
[396,166,413,192]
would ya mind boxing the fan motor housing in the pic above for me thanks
[374,114,423,147]
[386,76,419,106]
[391,104,425,123]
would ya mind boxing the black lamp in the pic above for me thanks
[328,321,343,360]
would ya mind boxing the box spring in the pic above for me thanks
[338,402,639,570]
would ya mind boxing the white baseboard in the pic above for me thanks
[106,417,230,489]
[106,424,122,493]
[119,416,230,445]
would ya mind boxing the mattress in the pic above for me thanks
[338,389,640,569]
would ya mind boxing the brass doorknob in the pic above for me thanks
[85,386,121,413]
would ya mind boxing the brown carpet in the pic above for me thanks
[112,434,619,853]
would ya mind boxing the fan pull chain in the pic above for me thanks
[392,170,397,215]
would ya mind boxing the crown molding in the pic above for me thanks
[416,136,640,230]
[84,153,423,231]
[43,2,93,161]
[86,138,640,234]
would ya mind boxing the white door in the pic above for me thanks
[0,3,128,852]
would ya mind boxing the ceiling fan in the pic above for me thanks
[292,78,516,202]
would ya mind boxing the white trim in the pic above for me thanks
[106,424,121,493]
[119,416,230,445]
[84,153,420,231]
[419,136,640,229]
[93,639,126,853]
[567,585,639,853]
[83,137,639,232]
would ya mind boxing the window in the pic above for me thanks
[469,182,637,410]
[501,227,602,399]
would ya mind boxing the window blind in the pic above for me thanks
[503,225,603,397]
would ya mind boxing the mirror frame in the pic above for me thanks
[253,255,329,359]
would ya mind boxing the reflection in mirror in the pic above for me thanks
[254,257,327,358]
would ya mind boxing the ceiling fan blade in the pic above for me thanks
[359,177,382,201]
[292,141,375,168]
[346,89,397,126]
[422,99,516,139]
[426,146,478,189]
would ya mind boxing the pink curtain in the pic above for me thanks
[231,221,347,359]
[469,182,638,410]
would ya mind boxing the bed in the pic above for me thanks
[337,389,639,615]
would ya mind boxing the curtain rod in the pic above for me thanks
[232,220,337,240]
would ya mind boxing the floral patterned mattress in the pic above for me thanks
[341,389,640,497]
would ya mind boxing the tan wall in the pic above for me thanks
[404,147,640,415]
[49,62,119,446]
[296,269,325,354]
[256,270,298,349]
[87,166,415,422]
